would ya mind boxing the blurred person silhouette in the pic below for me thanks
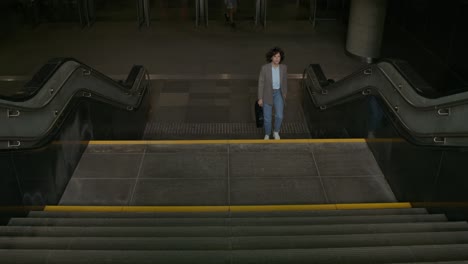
[224,0,238,27]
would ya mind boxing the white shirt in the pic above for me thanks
[272,66,280,90]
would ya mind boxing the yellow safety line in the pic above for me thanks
[123,206,230,213]
[230,204,336,212]
[53,138,405,145]
[87,139,370,145]
[336,203,412,210]
[42,206,230,213]
[16,202,468,213]
[40,203,412,213]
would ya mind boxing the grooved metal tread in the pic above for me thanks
[143,122,310,139]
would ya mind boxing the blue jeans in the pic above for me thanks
[263,89,284,135]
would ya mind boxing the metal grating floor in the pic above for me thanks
[143,122,311,139]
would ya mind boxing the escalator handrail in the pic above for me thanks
[302,60,468,146]
[0,58,68,102]
[0,58,150,150]
[304,61,468,110]
[0,59,144,109]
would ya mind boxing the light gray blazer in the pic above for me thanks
[258,63,288,105]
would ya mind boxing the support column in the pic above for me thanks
[195,0,208,27]
[345,0,387,63]
[78,0,95,28]
[137,0,151,29]
[255,0,267,28]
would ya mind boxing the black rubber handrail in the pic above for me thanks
[302,60,468,147]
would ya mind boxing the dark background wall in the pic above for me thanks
[382,0,468,95]
[1,0,467,93]
[0,1,23,35]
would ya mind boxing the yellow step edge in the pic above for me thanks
[54,138,404,145]
[123,206,230,213]
[42,206,230,213]
[87,139,368,145]
[336,203,412,210]
[16,202,468,213]
[230,204,336,212]
[40,203,412,213]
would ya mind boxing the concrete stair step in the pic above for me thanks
[27,208,429,218]
[1,232,468,250]
[1,221,467,237]
[8,214,448,227]
[2,245,468,263]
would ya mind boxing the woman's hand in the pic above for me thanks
[258,99,263,107]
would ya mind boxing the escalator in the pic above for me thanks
[0,58,150,210]
[2,58,468,262]
[302,59,468,220]
[303,59,468,146]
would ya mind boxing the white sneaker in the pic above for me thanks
[264,135,270,140]
[273,132,280,140]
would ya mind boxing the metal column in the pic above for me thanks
[137,0,151,28]
[346,0,387,62]
[255,0,267,28]
[195,0,209,27]
[78,0,95,28]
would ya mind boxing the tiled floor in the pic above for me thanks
[59,142,397,205]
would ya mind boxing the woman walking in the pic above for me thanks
[258,47,288,140]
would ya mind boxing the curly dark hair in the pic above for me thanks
[265,47,285,63]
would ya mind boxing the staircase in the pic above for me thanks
[1,206,468,263]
